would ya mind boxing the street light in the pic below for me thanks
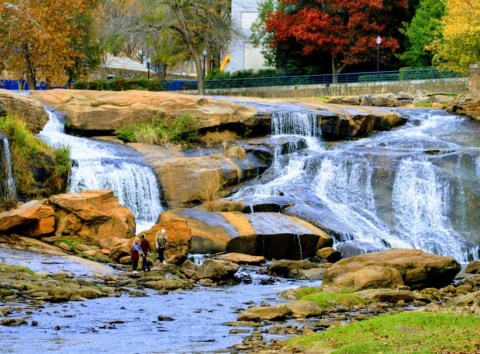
[147,58,151,80]
[376,36,382,82]
[202,49,207,79]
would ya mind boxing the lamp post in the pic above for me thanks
[202,49,207,79]
[147,58,151,80]
[376,36,382,82]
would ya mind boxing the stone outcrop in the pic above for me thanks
[0,90,49,133]
[193,259,239,281]
[237,304,292,322]
[319,106,407,140]
[130,143,271,209]
[451,91,480,121]
[214,252,266,265]
[48,190,135,258]
[159,208,332,259]
[323,248,461,290]
[30,90,259,134]
[0,200,55,236]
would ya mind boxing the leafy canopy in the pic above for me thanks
[258,0,409,74]
[430,0,480,74]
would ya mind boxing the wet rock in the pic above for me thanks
[267,260,323,278]
[355,289,430,304]
[157,315,174,321]
[1,318,28,326]
[237,304,292,322]
[465,261,480,274]
[286,300,322,318]
[193,259,239,281]
[316,247,341,263]
[214,252,266,265]
[142,278,194,292]
[323,248,461,290]
[180,260,198,278]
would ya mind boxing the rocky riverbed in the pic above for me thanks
[1,242,480,353]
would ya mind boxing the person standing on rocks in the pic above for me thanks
[130,238,142,273]
[155,229,168,264]
[140,234,151,272]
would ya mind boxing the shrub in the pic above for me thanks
[115,114,199,145]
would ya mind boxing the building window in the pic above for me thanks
[241,11,258,30]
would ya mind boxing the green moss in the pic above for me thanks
[287,312,480,353]
[414,102,433,108]
[301,290,366,309]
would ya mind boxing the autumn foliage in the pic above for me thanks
[264,0,409,74]
[0,0,96,88]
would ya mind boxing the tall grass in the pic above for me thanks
[115,114,199,145]
[0,115,72,200]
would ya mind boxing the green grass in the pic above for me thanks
[414,102,434,108]
[115,114,199,145]
[287,311,480,353]
[291,287,367,309]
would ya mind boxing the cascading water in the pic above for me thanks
[0,133,16,202]
[38,108,163,231]
[230,106,480,262]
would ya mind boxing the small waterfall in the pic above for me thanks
[392,158,474,261]
[0,134,16,202]
[272,111,319,136]
[294,234,303,260]
[38,108,163,231]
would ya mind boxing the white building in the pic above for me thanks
[229,0,272,73]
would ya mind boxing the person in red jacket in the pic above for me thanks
[140,234,151,272]
[130,238,141,273]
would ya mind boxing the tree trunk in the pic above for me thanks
[331,55,346,84]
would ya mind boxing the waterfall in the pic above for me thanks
[38,108,163,231]
[294,234,303,260]
[272,111,319,136]
[230,105,480,262]
[0,134,16,202]
[392,158,473,260]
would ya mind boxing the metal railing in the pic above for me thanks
[161,68,464,92]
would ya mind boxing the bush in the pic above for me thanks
[73,78,166,91]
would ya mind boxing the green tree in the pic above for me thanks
[399,0,445,68]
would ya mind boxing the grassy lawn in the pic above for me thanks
[287,311,480,353]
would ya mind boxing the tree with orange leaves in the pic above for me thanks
[0,0,97,89]
[255,0,410,76]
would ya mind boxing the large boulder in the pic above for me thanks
[320,106,406,140]
[48,190,135,257]
[451,91,480,121]
[0,90,49,133]
[159,209,332,260]
[30,90,258,134]
[323,248,461,290]
[0,200,55,236]
[193,258,239,281]
[130,143,271,209]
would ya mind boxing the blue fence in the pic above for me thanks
[0,79,49,90]
[161,68,463,92]
[1,68,464,92]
